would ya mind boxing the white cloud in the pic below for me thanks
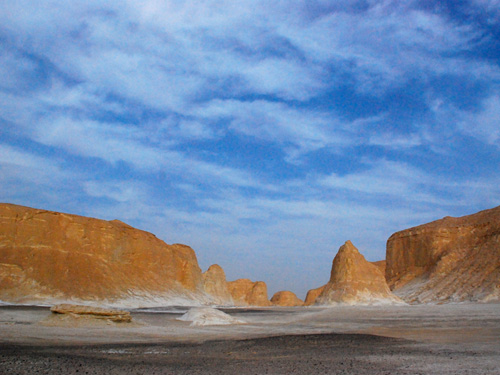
[458,95,500,146]
[0,143,80,207]
[195,99,351,158]
[83,180,149,203]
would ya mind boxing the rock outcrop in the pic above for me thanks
[202,264,233,305]
[386,206,500,303]
[304,285,325,306]
[315,241,402,305]
[270,291,304,306]
[50,304,132,323]
[371,260,386,275]
[227,279,271,306]
[0,203,210,306]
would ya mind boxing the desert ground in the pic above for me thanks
[0,303,499,374]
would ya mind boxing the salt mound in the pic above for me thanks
[177,307,245,326]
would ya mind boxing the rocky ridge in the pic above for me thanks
[386,206,500,303]
[0,203,211,306]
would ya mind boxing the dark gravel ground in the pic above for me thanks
[1,333,498,375]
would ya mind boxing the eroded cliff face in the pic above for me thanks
[227,279,271,306]
[0,203,208,306]
[315,241,402,305]
[270,291,303,306]
[202,264,234,305]
[386,206,500,303]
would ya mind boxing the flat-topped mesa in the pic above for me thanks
[270,291,304,306]
[386,205,500,303]
[202,264,234,306]
[315,241,402,306]
[0,203,209,306]
[227,278,271,306]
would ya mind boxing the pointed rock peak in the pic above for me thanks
[338,240,359,254]
[314,241,403,306]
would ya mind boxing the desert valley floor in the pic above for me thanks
[0,303,499,374]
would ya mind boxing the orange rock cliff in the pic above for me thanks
[0,203,213,306]
[386,206,500,303]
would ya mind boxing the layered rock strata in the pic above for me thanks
[227,279,271,306]
[270,291,304,306]
[0,203,209,306]
[386,206,500,303]
[315,241,402,305]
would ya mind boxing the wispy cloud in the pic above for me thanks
[1,0,499,297]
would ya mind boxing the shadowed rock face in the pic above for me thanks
[315,241,402,305]
[304,285,326,306]
[227,279,271,306]
[0,203,208,305]
[270,291,303,306]
[202,264,234,305]
[386,206,500,303]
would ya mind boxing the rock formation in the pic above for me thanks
[304,285,325,306]
[227,279,271,306]
[270,291,304,306]
[315,241,402,305]
[50,304,132,323]
[386,206,500,303]
[371,260,386,275]
[202,264,234,305]
[0,203,211,306]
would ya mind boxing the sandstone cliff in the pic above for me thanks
[0,203,210,306]
[227,279,271,306]
[371,260,386,275]
[315,241,402,305]
[270,291,303,306]
[202,264,234,305]
[386,206,500,303]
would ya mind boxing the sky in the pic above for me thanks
[1,0,500,299]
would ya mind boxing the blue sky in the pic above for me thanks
[1,0,499,299]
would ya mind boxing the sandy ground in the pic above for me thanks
[0,303,499,374]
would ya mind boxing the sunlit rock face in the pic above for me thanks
[371,260,386,275]
[270,290,303,306]
[386,206,500,303]
[202,264,234,305]
[227,278,271,306]
[315,241,402,305]
[304,285,325,306]
[0,203,209,306]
